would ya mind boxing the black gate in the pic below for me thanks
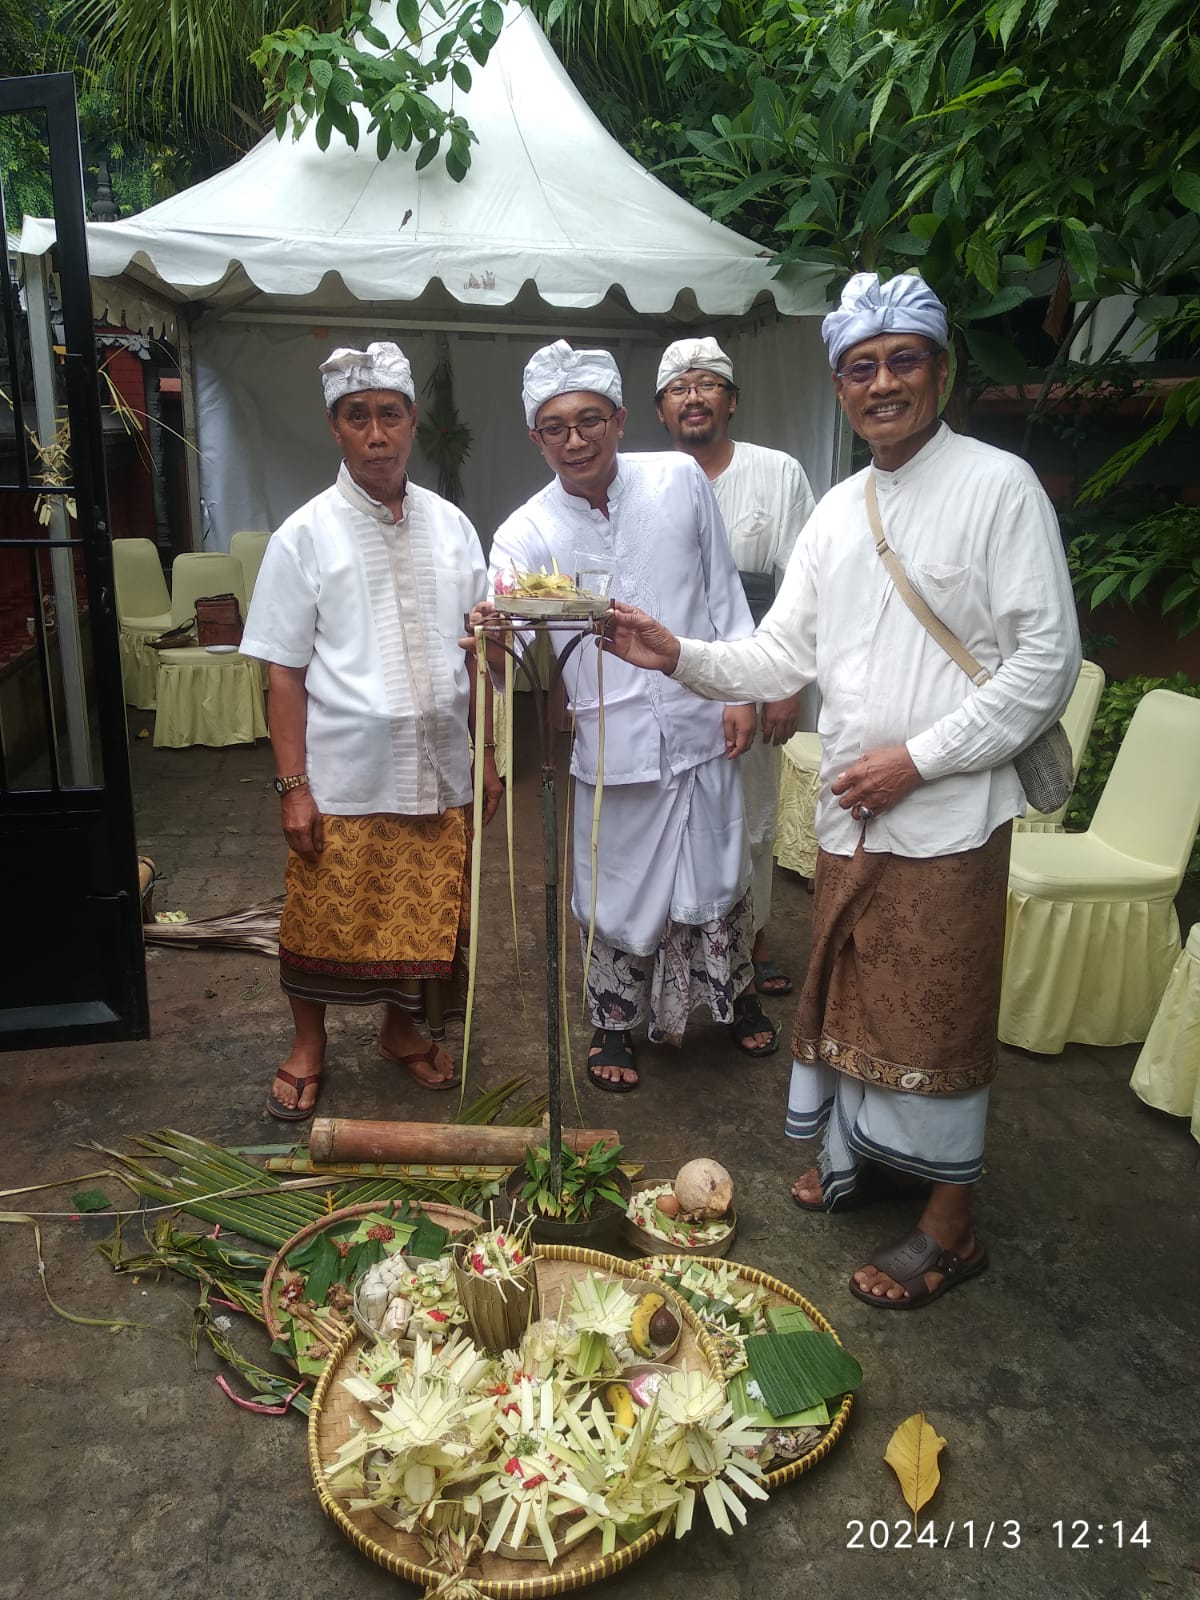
[0,72,148,1049]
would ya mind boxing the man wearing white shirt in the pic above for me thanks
[483,339,777,1094]
[242,342,501,1121]
[655,336,817,999]
[605,276,1081,1308]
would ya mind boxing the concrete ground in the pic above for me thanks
[3,701,1198,1600]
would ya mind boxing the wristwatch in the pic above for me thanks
[273,773,309,795]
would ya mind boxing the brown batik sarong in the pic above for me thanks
[791,823,1012,1095]
[279,809,470,1037]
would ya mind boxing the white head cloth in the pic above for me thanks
[821,273,949,369]
[522,339,622,428]
[655,336,735,394]
[320,341,415,408]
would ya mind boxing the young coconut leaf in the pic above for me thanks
[460,625,488,1089]
[503,640,526,1010]
[884,1412,947,1516]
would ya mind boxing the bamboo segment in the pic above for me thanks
[309,1120,619,1167]
[580,633,604,1005]
[461,627,488,1085]
[504,641,525,1006]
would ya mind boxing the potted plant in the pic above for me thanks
[501,1138,632,1247]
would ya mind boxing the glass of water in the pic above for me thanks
[574,552,616,602]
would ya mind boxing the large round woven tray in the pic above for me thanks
[262,1198,484,1349]
[308,1244,720,1596]
[643,1254,854,1490]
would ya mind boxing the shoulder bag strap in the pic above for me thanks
[864,472,992,688]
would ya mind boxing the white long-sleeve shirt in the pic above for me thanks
[712,439,817,586]
[490,452,754,785]
[673,424,1082,858]
[242,464,487,816]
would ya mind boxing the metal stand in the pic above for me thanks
[491,613,609,1203]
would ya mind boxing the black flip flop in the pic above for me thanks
[753,959,793,996]
[587,1029,638,1093]
[266,1067,322,1122]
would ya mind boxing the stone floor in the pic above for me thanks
[2,704,1198,1600]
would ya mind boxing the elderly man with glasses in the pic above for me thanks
[483,338,777,1093]
[655,338,817,1001]
[604,276,1080,1309]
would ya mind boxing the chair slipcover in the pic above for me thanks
[775,731,821,879]
[1130,922,1200,1144]
[152,553,266,748]
[112,537,172,709]
[1014,658,1105,833]
[1001,689,1200,1054]
[230,530,271,605]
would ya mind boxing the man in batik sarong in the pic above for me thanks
[242,342,502,1120]
[655,335,817,999]
[604,275,1081,1308]
[478,339,778,1095]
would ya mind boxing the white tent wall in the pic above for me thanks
[193,316,834,551]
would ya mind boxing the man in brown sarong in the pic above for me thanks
[603,273,1081,1309]
[241,342,502,1120]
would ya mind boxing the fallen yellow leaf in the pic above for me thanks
[884,1412,946,1515]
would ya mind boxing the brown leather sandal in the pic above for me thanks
[266,1067,322,1122]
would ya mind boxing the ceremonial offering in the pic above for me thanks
[451,1223,540,1354]
[492,563,611,618]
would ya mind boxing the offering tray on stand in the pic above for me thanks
[490,595,611,621]
[309,1245,720,1596]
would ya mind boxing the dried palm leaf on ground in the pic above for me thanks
[142,895,284,957]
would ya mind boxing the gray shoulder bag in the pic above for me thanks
[864,473,1073,815]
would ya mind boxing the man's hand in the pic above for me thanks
[602,601,681,674]
[480,752,503,826]
[281,786,324,862]
[761,692,802,747]
[723,702,756,759]
[831,743,922,821]
[459,603,512,676]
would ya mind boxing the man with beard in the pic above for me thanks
[655,337,816,998]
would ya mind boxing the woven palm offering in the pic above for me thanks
[451,1224,540,1355]
[310,1246,769,1594]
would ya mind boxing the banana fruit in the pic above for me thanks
[629,1292,667,1358]
[604,1382,636,1437]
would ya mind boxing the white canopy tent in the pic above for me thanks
[20,4,835,548]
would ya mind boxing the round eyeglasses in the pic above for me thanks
[835,349,936,387]
[661,378,731,401]
[533,409,618,447]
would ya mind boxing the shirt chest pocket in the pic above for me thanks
[913,561,970,597]
[726,508,773,571]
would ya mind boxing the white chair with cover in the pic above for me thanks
[1130,921,1200,1144]
[1000,688,1200,1053]
[112,537,172,709]
[1014,658,1106,832]
[153,552,268,749]
[775,730,822,880]
[230,530,271,605]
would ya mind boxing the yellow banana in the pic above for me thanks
[629,1292,666,1358]
[604,1382,636,1437]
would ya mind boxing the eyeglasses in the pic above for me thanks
[534,409,617,447]
[661,378,731,401]
[835,349,936,387]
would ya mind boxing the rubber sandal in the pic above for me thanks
[266,1067,322,1122]
[381,1040,461,1091]
[848,1228,989,1310]
[790,1166,932,1214]
[753,959,793,996]
[730,995,779,1058]
[587,1029,638,1093]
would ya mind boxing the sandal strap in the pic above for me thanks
[275,1067,321,1090]
[869,1229,974,1295]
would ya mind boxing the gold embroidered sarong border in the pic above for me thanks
[279,809,469,982]
[791,823,1012,1095]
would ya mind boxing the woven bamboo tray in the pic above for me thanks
[308,1244,719,1596]
[262,1198,484,1350]
[643,1254,854,1490]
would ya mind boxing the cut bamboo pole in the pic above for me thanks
[309,1119,619,1168]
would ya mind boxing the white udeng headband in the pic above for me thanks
[655,336,735,393]
[522,338,623,427]
[320,341,415,407]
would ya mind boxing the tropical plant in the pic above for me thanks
[518,1138,626,1222]
[1063,499,1200,640]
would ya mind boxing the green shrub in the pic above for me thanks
[1067,672,1200,879]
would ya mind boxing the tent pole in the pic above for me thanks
[175,311,204,551]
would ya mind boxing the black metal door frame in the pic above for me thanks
[0,71,149,1049]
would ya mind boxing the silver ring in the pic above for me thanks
[858,805,875,820]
